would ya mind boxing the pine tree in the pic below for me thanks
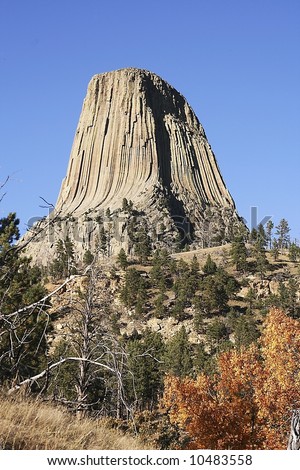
[154,293,167,318]
[245,287,256,311]
[171,295,188,320]
[122,198,129,212]
[253,240,268,278]
[266,220,274,250]
[200,274,229,313]
[0,213,50,383]
[134,225,151,263]
[83,249,94,266]
[288,242,300,262]
[99,226,107,257]
[193,302,205,333]
[50,237,76,279]
[134,283,147,318]
[257,223,267,249]
[193,342,211,374]
[203,254,217,275]
[126,330,165,409]
[190,254,200,276]
[249,228,258,245]
[276,219,291,250]
[150,252,165,288]
[206,319,229,350]
[230,236,247,272]
[117,248,128,270]
[270,238,279,261]
[189,254,200,293]
[119,268,147,315]
[278,278,299,318]
[164,327,193,378]
[233,314,260,348]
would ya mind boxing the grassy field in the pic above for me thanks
[0,396,150,450]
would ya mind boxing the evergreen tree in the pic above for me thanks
[117,248,128,270]
[134,225,151,263]
[253,240,268,278]
[193,342,211,374]
[0,213,50,383]
[232,314,260,348]
[126,331,165,409]
[190,254,200,275]
[230,236,248,272]
[249,228,258,245]
[215,267,239,298]
[122,198,129,212]
[83,249,94,266]
[193,299,205,333]
[277,278,299,318]
[95,214,103,225]
[170,295,188,320]
[153,293,167,318]
[288,242,300,262]
[276,218,291,250]
[50,236,76,279]
[164,327,193,378]
[172,259,197,314]
[245,287,256,311]
[150,252,166,291]
[206,319,228,346]
[203,254,217,275]
[119,268,147,315]
[266,220,274,250]
[271,238,279,261]
[99,226,107,257]
[134,284,148,318]
[199,267,238,314]
[189,254,200,293]
[257,223,267,249]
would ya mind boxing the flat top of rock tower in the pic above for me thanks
[90,67,175,90]
[93,67,160,77]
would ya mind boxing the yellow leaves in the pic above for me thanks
[162,309,300,449]
[255,308,300,448]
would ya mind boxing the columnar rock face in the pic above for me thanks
[25,68,244,263]
[56,68,233,216]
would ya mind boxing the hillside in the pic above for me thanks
[0,397,150,450]
[1,209,300,449]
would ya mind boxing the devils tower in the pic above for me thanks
[26,68,243,263]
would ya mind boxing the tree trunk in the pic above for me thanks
[287,410,300,450]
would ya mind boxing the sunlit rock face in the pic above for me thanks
[24,68,244,263]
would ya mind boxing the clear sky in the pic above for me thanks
[0,0,299,239]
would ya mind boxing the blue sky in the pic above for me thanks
[0,0,299,239]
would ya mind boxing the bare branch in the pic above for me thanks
[39,196,55,209]
[1,268,90,320]
[8,357,116,394]
[0,176,9,203]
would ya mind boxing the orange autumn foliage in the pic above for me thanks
[256,308,300,448]
[163,309,300,449]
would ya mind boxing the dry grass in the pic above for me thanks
[171,244,232,266]
[0,396,150,450]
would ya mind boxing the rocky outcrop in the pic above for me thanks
[24,68,244,263]
[56,68,234,216]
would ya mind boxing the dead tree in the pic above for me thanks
[287,409,300,450]
[10,264,136,422]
